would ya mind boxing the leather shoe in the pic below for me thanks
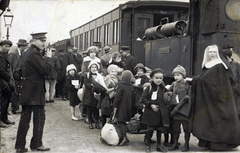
[16,148,28,153]
[0,121,8,128]
[3,120,15,125]
[50,100,54,103]
[32,146,50,151]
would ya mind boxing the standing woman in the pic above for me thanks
[81,46,103,75]
[191,44,240,151]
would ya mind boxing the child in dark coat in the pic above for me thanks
[65,64,82,121]
[82,60,108,129]
[166,65,191,152]
[112,70,134,146]
[140,68,170,152]
[101,64,119,127]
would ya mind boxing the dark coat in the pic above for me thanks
[140,83,170,127]
[82,73,98,107]
[44,56,61,80]
[122,55,137,74]
[19,45,53,106]
[230,60,240,115]
[133,75,150,110]
[8,48,22,80]
[70,53,83,72]
[168,80,191,119]
[191,64,240,147]
[0,52,14,92]
[113,81,134,122]
[65,73,82,107]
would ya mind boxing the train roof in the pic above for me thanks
[70,0,189,32]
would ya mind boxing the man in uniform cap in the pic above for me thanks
[119,46,137,74]
[0,39,15,128]
[8,39,28,114]
[15,32,52,152]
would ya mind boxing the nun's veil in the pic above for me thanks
[201,44,230,69]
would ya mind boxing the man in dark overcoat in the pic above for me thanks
[119,46,137,74]
[8,39,28,114]
[15,32,53,152]
[0,40,15,127]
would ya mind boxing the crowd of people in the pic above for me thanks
[0,32,240,153]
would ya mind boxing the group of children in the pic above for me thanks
[64,59,192,152]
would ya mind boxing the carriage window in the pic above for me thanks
[104,23,110,46]
[113,20,119,44]
[137,18,150,38]
[97,27,101,42]
[79,34,83,51]
[74,35,78,49]
[84,32,88,50]
[90,29,94,46]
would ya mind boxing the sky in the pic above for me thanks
[0,0,128,45]
[0,0,189,45]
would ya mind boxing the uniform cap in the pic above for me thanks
[119,46,130,53]
[30,32,47,40]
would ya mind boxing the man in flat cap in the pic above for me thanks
[8,39,28,114]
[100,46,113,75]
[119,46,137,74]
[0,40,15,128]
[15,32,52,152]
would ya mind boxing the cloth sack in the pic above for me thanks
[77,85,85,101]
[101,122,122,146]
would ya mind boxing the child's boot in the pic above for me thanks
[182,133,190,152]
[156,131,166,152]
[163,133,172,147]
[169,133,179,151]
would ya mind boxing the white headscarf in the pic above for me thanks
[201,44,228,69]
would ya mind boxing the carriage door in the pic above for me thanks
[133,13,153,64]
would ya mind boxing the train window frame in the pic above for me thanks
[225,0,240,21]
[113,19,119,44]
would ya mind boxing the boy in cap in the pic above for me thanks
[101,46,112,75]
[15,32,52,152]
[0,40,15,128]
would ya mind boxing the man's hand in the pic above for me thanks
[46,48,52,58]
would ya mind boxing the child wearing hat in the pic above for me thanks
[65,64,83,121]
[101,64,120,127]
[166,65,191,152]
[112,70,135,146]
[82,60,108,129]
[140,68,169,152]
